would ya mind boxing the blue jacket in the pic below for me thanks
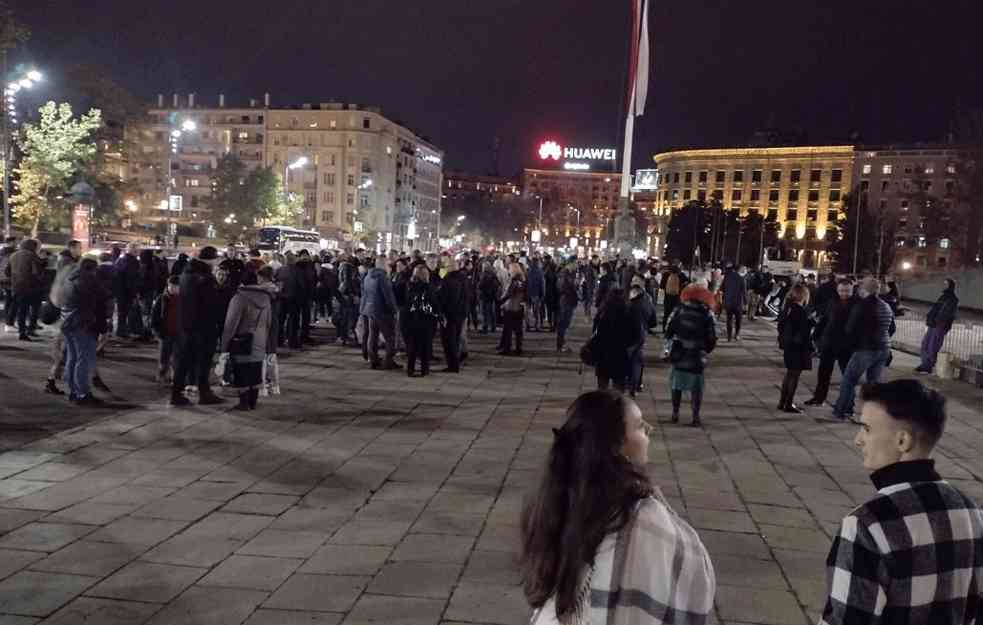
[359,267,398,318]
[527,265,546,299]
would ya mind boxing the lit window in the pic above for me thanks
[882,164,893,175]
[862,164,872,175]
[946,164,956,174]
[940,238,950,249]
[925,164,935,174]
[917,236,927,248]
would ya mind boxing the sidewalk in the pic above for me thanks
[0,315,980,625]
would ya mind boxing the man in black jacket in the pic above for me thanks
[4,238,43,341]
[113,243,142,338]
[915,279,959,374]
[805,279,856,406]
[171,246,224,406]
[295,250,317,345]
[831,277,895,421]
[438,259,469,373]
[334,252,357,346]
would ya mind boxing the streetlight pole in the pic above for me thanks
[2,67,42,238]
[852,188,862,276]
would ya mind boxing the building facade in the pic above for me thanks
[852,145,964,271]
[128,95,443,250]
[653,146,856,268]
[520,168,622,252]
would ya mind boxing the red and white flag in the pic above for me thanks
[627,0,651,117]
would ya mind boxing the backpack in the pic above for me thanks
[666,273,680,296]
[479,274,499,299]
[319,266,339,291]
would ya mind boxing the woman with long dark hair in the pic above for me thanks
[522,391,715,624]
[777,284,814,413]
[592,288,640,391]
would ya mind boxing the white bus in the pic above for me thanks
[256,226,322,256]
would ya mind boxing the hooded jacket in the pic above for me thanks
[178,258,222,337]
[5,240,43,293]
[926,286,958,331]
[221,284,276,361]
[60,266,110,335]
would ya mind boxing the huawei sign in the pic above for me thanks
[538,140,617,163]
[539,141,562,161]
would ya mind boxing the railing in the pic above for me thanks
[892,310,983,372]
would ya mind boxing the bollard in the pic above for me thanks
[935,352,953,379]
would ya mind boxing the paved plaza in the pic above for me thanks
[0,315,981,625]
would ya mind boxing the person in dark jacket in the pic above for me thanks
[811,273,838,319]
[478,263,500,334]
[113,243,142,338]
[294,250,317,344]
[594,262,616,310]
[593,288,641,393]
[660,265,686,332]
[777,285,815,414]
[438,259,469,372]
[754,267,775,318]
[151,276,181,384]
[498,263,527,356]
[334,252,357,345]
[59,258,111,405]
[136,249,158,341]
[525,258,545,331]
[555,260,579,352]
[275,253,302,349]
[360,256,400,370]
[315,256,337,324]
[665,285,716,426]
[916,279,959,374]
[580,257,598,319]
[831,277,896,421]
[721,264,747,341]
[170,253,189,278]
[402,265,441,377]
[543,256,559,331]
[3,238,44,340]
[627,281,658,397]
[171,246,225,406]
[805,279,857,407]
[0,236,16,325]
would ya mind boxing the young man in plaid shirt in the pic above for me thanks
[821,379,983,625]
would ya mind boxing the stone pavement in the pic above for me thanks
[0,314,981,625]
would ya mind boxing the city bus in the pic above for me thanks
[256,226,322,256]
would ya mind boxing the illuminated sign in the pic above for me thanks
[538,140,617,172]
[633,169,658,190]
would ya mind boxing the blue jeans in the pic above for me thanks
[63,330,98,398]
[481,298,496,333]
[833,348,890,417]
[556,303,575,348]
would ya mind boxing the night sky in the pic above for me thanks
[10,0,982,175]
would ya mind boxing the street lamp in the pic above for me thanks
[165,118,198,247]
[2,67,44,237]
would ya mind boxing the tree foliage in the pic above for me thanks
[11,102,102,237]
[665,200,714,266]
[209,157,287,243]
[264,174,305,230]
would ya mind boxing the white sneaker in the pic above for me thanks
[3,324,16,333]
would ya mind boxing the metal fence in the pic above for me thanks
[892,311,983,373]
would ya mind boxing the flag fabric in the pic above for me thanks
[627,0,651,117]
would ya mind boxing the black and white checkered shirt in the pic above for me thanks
[820,459,983,625]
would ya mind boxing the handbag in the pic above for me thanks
[40,302,61,325]
[579,332,600,367]
[228,305,262,356]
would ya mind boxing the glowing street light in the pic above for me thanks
[181,119,197,132]
[288,156,309,170]
[26,70,42,82]
[456,215,466,222]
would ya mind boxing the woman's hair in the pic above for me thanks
[788,284,810,306]
[521,391,652,620]
[599,287,627,318]
[510,263,525,278]
[412,265,430,282]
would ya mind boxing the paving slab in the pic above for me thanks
[0,570,97,617]
[85,561,205,603]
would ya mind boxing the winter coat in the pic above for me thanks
[815,296,857,356]
[721,270,747,310]
[557,268,579,309]
[392,271,411,308]
[178,258,223,339]
[926,289,959,331]
[665,300,717,374]
[60,267,110,336]
[593,302,641,380]
[221,284,276,362]
[5,242,43,294]
[113,253,142,299]
[778,303,814,370]
[138,250,158,299]
[478,270,501,301]
[501,276,527,313]
[275,262,298,299]
[845,294,895,351]
[402,280,440,332]
[151,292,181,339]
[294,257,317,301]
[0,244,14,287]
[439,269,469,322]
[629,291,658,346]
[360,267,398,319]
[526,265,546,299]
[337,260,357,297]
[544,264,559,305]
